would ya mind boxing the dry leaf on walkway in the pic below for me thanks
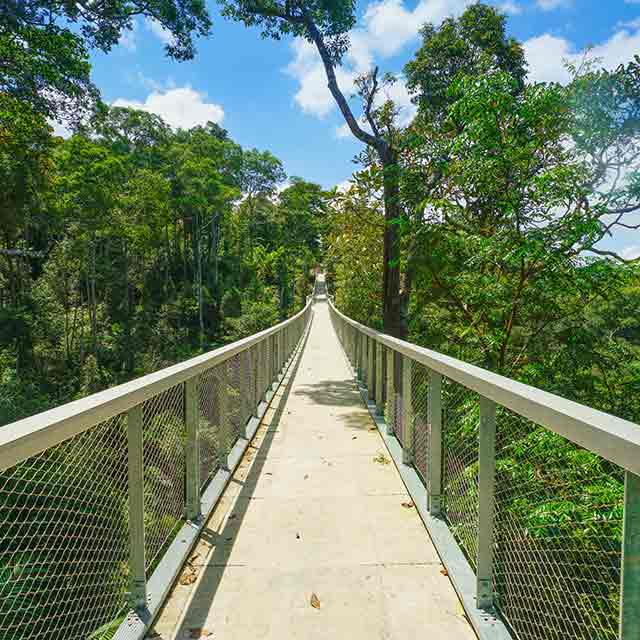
[310,593,321,609]
[179,567,198,585]
[352,435,358,440]
[401,502,414,509]
[373,452,391,465]
[189,628,213,638]
[440,567,449,577]
[368,426,376,431]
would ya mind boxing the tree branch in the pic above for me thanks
[303,17,384,154]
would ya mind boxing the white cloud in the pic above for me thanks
[536,0,571,9]
[621,245,640,260]
[113,87,224,129]
[146,18,176,46]
[500,1,522,14]
[524,23,640,84]
[118,21,137,51]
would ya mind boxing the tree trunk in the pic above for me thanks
[381,154,407,339]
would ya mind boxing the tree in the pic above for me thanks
[404,3,525,122]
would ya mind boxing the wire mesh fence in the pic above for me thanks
[0,300,312,640]
[198,365,222,489]
[442,378,480,570]
[142,383,185,569]
[411,362,430,484]
[0,414,130,640]
[493,408,623,640]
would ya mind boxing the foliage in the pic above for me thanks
[0,104,326,427]
[1,0,212,121]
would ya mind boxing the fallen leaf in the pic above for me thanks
[310,593,321,609]
[440,568,449,577]
[228,514,237,520]
[179,568,198,585]
[352,436,358,440]
[296,532,301,540]
[368,426,377,431]
[401,502,414,509]
[373,452,391,465]
[189,628,213,638]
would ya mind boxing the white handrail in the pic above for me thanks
[328,297,640,476]
[0,298,313,472]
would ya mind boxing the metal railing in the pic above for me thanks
[0,299,313,640]
[328,298,640,640]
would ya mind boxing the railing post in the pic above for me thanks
[376,342,384,415]
[386,348,395,435]
[402,355,414,465]
[252,345,260,418]
[620,471,640,639]
[185,377,201,521]
[427,371,443,515]
[477,396,496,610]
[367,337,375,402]
[356,332,363,381]
[127,404,146,611]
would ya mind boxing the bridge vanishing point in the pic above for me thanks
[0,274,639,640]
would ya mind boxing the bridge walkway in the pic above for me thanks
[149,294,474,639]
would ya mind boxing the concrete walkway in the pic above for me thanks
[149,295,475,640]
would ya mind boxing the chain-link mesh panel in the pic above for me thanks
[394,353,404,446]
[198,366,222,489]
[493,408,623,640]
[0,415,129,640]
[442,378,479,569]
[411,363,430,484]
[142,384,185,569]
[265,336,273,396]
[227,354,243,448]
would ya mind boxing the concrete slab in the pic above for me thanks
[148,288,475,640]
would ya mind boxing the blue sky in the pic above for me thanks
[88,0,640,256]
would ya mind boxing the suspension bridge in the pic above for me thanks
[0,274,639,640]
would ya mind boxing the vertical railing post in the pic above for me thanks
[427,371,443,515]
[127,405,146,611]
[376,342,384,415]
[620,471,640,639]
[185,377,200,521]
[356,332,363,381]
[477,396,496,610]
[386,348,395,435]
[402,355,414,465]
